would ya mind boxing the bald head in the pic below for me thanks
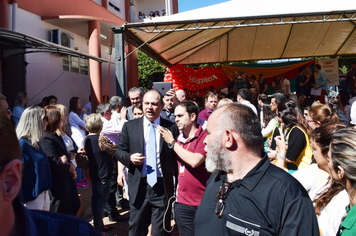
[176,89,186,102]
[143,90,164,121]
[208,103,262,155]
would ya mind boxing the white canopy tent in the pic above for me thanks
[118,0,356,67]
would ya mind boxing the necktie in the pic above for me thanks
[147,123,157,187]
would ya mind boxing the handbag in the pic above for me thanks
[75,153,90,170]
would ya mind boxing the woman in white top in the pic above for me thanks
[292,123,349,236]
[260,100,278,152]
[281,74,290,97]
[68,97,88,188]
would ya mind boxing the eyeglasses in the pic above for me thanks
[215,182,231,217]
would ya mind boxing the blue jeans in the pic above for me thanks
[76,167,85,184]
[91,180,111,233]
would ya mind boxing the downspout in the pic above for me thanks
[12,0,16,31]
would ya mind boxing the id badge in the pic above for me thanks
[179,164,185,177]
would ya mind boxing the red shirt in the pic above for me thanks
[176,125,210,206]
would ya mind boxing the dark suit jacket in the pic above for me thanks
[39,131,79,216]
[115,117,177,205]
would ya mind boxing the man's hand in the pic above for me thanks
[120,106,128,120]
[267,149,278,162]
[60,155,68,164]
[156,125,174,143]
[166,89,177,103]
[118,170,126,187]
[130,153,145,165]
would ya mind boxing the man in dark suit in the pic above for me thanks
[115,89,176,236]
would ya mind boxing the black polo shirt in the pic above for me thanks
[194,156,319,236]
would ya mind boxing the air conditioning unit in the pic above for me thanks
[52,29,74,49]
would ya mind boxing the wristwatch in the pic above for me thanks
[168,140,176,149]
[276,155,286,160]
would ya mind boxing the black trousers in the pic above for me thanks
[174,202,197,236]
[129,177,169,236]
[105,160,119,217]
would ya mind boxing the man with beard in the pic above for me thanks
[157,101,209,236]
[194,103,319,236]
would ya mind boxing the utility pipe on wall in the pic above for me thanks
[12,0,16,31]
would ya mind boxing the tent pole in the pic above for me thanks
[114,27,126,104]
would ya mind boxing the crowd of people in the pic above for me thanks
[138,9,166,20]
[1,62,356,235]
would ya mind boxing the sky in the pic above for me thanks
[178,0,231,12]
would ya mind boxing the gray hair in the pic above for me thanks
[16,106,46,148]
[128,87,145,97]
[330,128,356,186]
[216,103,262,156]
[14,91,27,106]
[96,103,111,116]
[109,96,123,110]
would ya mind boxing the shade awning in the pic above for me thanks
[118,0,356,67]
[0,28,111,63]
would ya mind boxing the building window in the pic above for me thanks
[63,55,89,75]
[109,1,120,13]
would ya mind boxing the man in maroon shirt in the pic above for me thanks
[198,92,218,121]
[158,101,210,236]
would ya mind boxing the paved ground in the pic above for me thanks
[77,185,179,236]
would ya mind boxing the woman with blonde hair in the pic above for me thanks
[217,98,233,108]
[55,104,79,171]
[328,128,356,235]
[16,106,52,210]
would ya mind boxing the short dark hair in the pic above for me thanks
[237,88,250,101]
[46,95,57,105]
[271,93,287,105]
[239,71,246,76]
[177,101,199,123]
[0,109,21,165]
[315,64,321,70]
[299,66,305,72]
[44,105,61,133]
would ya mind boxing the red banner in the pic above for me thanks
[164,64,229,96]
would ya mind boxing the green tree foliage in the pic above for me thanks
[137,50,166,89]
